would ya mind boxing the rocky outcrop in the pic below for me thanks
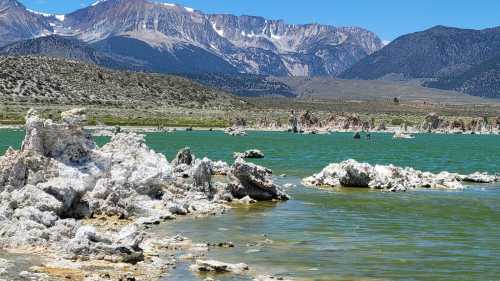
[466,117,489,132]
[420,113,445,132]
[0,0,383,76]
[419,114,497,134]
[0,108,289,280]
[171,147,194,166]
[299,111,321,129]
[0,109,178,257]
[234,150,265,159]
[224,127,247,136]
[229,158,289,201]
[233,117,247,127]
[189,259,249,274]
[303,159,498,192]
[325,113,363,131]
[256,114,283,129]
[288,110,300,133]
[66,225,144,263]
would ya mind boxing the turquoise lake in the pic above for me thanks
[1,130,500,281]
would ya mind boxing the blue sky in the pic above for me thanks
[20,0,500,41]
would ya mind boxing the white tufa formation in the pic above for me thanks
[303,159,498,192]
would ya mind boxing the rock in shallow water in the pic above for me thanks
[190,259,249,274]
[0,108,289,275]
[303,159,498,192]
[229,158,290,200]
[233,149,265,159]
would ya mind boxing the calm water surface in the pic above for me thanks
[1,130,499,281]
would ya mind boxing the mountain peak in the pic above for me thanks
[1,0,383,77]
[341,25,500,82]
[0,0,22,8]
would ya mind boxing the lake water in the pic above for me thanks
[1,130,499,281]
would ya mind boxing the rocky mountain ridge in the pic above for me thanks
[340,25,500,98]
[0,0,383,76]
[341,26,500,80]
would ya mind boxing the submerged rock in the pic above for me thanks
[254,275,294,281]
[224,127,247,136]
[303,160,497,192]
[233,149,265,159]
[458,172,499,183]
[190,259,249,274]
[229,158,289,200]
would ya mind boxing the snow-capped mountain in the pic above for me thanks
[0,0,384,76]
[0,0,54,46]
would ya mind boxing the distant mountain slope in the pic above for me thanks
[0,56,244,109]
[0,35,294,97]
[340,26,500,80]
[0,0,54,46]
[425,55,500,98]
[206,14,382,76]
[0,35,147,70]
[91,36,239,74]
[184,73,295,97]
[273,77,494,104]
[0,0,383,77]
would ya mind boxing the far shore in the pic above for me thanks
[2,124,499,136]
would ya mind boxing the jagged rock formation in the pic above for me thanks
[324,113,363,131]
[0,0,383,77]
[207,14,382,76]
[299,111,321,128]
[419,113,497,133]
[224,127,247,136]
[0,108,288,265]
[0,0,55,47]
[190,259,249,274]
[303,159,499,192]
[288,111,367,133]
[420,113,445,132]
[256,114,283,129]
[229,158,289,201]
[171,147,194,166]
[233,149,265,159]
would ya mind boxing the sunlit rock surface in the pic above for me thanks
[303,159,498,192]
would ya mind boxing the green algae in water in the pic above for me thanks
[1,129,500,280]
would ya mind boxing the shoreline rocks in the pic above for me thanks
[189,259,249,274]
[0,108,289,280]
[224,127,247,136]
[229,158,290,201]
[303,159,499,192]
